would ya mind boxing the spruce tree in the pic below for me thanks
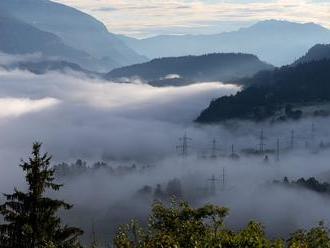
[0,142,83,248]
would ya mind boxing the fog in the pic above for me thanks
[1,66,330,245]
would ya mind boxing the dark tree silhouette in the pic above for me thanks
[196,59,330,123]
[0,143,83,248]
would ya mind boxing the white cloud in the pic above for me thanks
[0,97,60,119]
[52,0,330,37]
[0,52,42,66]
[2,67,330,242]
[0,69,239,162]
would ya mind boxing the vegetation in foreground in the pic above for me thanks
[1,143,330,247]
[114,201,330,248]
[0,143,83,248]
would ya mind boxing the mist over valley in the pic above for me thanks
[1,0,330,247]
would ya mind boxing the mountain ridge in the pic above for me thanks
[0,0,147,71]
[196,59,330,123]
[294,44,330,65]
[0,15,103,70]
[106,53,274,86]
[119,20,330,66]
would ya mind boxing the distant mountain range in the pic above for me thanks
[4,60,100,77]
[119,20,330,66]
[106,53,274,86]
[196,54,330,123]
[0,0,147,71]
[0,15,100,70]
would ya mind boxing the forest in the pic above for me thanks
[1,143,330,248]
[196,59,330,123]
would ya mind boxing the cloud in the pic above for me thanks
[0,97,59,119]
[0,68,239,163]
[3,67,330,243]
[0,52,42,66]
[52,0,330,37]
[93,6,117,12]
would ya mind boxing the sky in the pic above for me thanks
[52,0,330,38]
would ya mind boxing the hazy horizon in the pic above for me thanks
[53,0,330,38]
[1,0,330,245]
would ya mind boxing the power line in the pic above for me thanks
[229,144,240,160]
[290,130,295,150]
[210,138,221,159]
[208,174,219,195]
[311,123,315,141]
[276,138,280,162]
[259,129,266,153]
[176,131,192,157]
[208,168,226,195]
[221,167,226,190]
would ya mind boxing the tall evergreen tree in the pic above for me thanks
[0,142,83,248]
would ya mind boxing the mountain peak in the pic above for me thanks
[248,19,328,32]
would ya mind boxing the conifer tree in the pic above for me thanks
[0,142,83,248]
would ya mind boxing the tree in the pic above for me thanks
[0,142,83,248]
[166,179,182,199]
[114,201,330,248]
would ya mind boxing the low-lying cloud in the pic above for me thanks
[2,66,330,244]
[0,68,239,163]
[0,97,59,119]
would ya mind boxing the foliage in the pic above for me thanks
[196,59,330,123]
[107,53,273,84]
[288,222,330,248]
[274,177,330,194]
[114,201,285,248]
[114,201,330,248]
[0,143,83,248]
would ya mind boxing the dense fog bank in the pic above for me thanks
[1,67,330,243]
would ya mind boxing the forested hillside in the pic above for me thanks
[106,53,273,86]
[196,59,330,123]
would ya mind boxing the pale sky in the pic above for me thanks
[53,0,330,38]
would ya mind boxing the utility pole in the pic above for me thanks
[220,167,226,190]
[276,138,280,162]
[311,123,315,141]
[229,144,239,159]
[208,168,226,195]
[208,174,218,195]
[210,138,219,159]
[290,130,295,150]
[259,129,266,153]
[176,131,192,157]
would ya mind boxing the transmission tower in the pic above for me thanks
[290,130,295,150]
[311,123,315,141]
[220,167,226,190]
[176,132,192,157]
[276,138,280,162]
[210,138,221,159]
[229,144,240,159]
[208,174,221,195]
[258,129,266,153]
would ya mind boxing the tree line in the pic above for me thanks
[1,143,330,247]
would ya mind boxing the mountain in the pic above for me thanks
[294,44,330,65]
[106,53,274,86]
[196,59,330,123]
[0,15,101,70]
[5,60,100,77]
[0,0,147,71]
[120,20,330,66]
